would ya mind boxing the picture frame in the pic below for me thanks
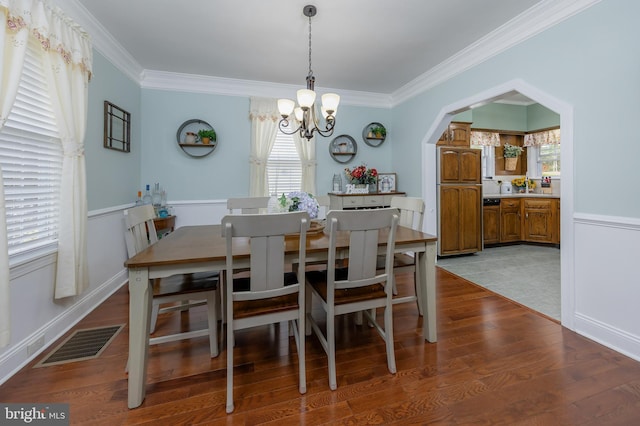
[104,101,131,152]
[377,173,397,193]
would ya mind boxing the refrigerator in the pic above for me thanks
[437,147,483,256]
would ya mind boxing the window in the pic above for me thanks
[266,123,302,196]
[536,144,561,176]
[0,38,62,259]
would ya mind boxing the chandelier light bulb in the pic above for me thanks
[321,93,340,115]
[297,89,316,110]
[294,107,304,122]
[277,99,295,117]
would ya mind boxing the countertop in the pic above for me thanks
[483,193,560,199]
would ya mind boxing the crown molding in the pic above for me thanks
[59,0,598,108]
[391,0,601,106]
[141,70,393,108]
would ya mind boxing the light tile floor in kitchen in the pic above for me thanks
[436,244,561,321]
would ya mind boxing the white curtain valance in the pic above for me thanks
[249,97,279,122]
[1,0,93,80]
[524,129,560,147]
[470,131,501,146]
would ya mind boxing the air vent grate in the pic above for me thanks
[34,325,124,368]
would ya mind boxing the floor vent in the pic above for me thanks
[34,324,124,368]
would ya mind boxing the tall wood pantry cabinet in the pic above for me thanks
[438,147,482,256]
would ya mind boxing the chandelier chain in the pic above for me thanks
[307,14,313,77]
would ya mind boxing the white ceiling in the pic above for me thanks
[75,0,546,101]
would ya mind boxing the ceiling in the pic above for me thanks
[75,0,544,102]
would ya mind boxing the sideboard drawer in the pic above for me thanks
[363,195,384,207]
[343,197,364,208]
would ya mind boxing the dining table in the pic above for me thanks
[124,223,438,408]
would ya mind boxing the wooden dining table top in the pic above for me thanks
[125,224,437,269]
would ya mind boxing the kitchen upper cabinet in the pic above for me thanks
[439,185,482,256]
[437,122,471,147]
[523,199,554,243]
[500,198,521,242]
[439,148,482,184]
[483,205,500,245]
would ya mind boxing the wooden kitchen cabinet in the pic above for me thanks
[439,185,482,256]
[439,148,482,184]
[500,198,521,242]
[523,199,554,243]
[555,200,560,244]
[495,134,526,176]
[483,205,500,245]
[437,122,472,147]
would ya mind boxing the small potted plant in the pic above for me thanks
[370,126,386,138]
[503,143,523,170]
[198,129,216,145]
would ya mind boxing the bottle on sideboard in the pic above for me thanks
[135,191,143,206]
[152,183,162,207]
[142,184,152,205]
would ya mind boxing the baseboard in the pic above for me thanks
[574,312,640,363]
[0,270,128,386]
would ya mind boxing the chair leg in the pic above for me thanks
[305,289,312,336]
[384,304,397,374]
[414,263,423,316]
[150,302,159,333]
[392,275,399,296]
[226,320,234,414]
[206,292,219,358]
[327,310,337,390]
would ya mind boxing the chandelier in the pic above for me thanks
[277,5,340,141]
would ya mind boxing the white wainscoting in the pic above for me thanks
[0,199,228,385]
[573,213,640,362]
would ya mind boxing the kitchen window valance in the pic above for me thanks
[470,131,501,146]
[524,129,560,147]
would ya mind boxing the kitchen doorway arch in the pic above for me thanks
[421,78,575,330]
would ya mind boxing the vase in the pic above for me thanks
[368,183,377,193]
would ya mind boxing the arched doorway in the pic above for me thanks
[421,79,574,329]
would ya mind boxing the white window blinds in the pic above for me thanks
[267,125,302,196]
[0,39,62,257]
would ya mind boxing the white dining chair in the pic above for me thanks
[222,211,309,413]
[306,208,399,390]
[378,196,425,314]
[226,196,271,214]
[124,205,219,358]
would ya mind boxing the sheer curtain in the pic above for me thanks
[292,131,317,195]
[0,1,93,305]
[0,2,30,347]
[248,97,279,197]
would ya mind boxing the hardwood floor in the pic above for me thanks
[2,268,640,425]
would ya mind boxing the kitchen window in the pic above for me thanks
[525,128,561,177]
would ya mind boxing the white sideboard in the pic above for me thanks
[328,192,406,210]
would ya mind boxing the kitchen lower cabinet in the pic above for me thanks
[439,185,482,256]
[523,199,554,243]
[483,205,499,245]
[500,198,521,242]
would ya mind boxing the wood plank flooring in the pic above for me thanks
[2,268,640,425]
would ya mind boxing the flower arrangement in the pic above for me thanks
[503,144,524,158]
[273,191,319,219]
[511,177,536,189]
[344,164,378,184]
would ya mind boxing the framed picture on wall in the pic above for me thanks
[377,173,396,193]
